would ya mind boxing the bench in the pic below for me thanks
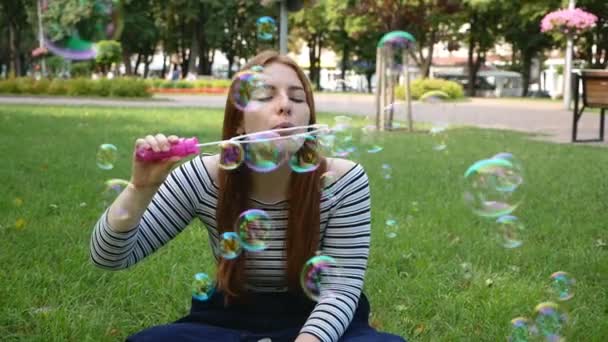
[572,70,608,142]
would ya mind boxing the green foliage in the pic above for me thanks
[395,78,464,100]
[95,40,123,69]
[71,61,96,78]
[0,78,150,98]
[146,78,232,89]
[1,105,607,340]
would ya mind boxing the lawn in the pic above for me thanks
[1,104,606,341]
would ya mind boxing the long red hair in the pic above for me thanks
[215,50,327,304]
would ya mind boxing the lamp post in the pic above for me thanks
[279,1,288,55]
[564,0,576,109]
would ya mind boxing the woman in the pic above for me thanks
[90,50,405,342]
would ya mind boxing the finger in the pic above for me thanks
[135,138,149,150]
[168,135,179,144]
[155,133,170,152]
[145,135,160,152]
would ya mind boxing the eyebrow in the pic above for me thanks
[263,84,305,92]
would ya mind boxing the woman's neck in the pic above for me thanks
[249,163,292,204]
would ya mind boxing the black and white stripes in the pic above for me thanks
[90,156,371,342]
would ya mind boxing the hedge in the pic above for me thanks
[145,78,232,90]
[395,78,464,100]
[0,77,151,98]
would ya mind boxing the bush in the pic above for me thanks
[0,77,151,97]
[395,78,464,100]
[47,79,68,95]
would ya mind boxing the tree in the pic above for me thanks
[502,0,561,96]
[352,0,462,78]
[120,0,159,76]
[460,0,504,96]
[290,0,330,89]
[577,0,608,68]
[96,40,122,74]
[0,0,36,77]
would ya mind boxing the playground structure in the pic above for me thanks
[374,31,416,132]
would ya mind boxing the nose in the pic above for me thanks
[277,91,292,116]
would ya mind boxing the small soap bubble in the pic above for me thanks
[385,217,398,238]
[191,272,214,301]
[533,302,568,341]
[230,68,267,112]
[508,317,537,342]
[300,254,341,302]
[549,271,576,301]
[288,135,321,173]
[496,215,525,249]
[381,164,392,180]
[219,141,244,170]
[219,232,243,260]
[256,16,276,41]
[463,156,524,218]
[244,131,288,173]
[96,143,118,170]
[235,209,271,252]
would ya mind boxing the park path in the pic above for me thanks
[0,93,605,146]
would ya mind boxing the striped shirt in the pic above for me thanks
[90,156,371,342]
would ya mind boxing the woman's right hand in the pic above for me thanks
[130,134,184,189]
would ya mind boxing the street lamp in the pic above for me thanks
[564,0,575,110]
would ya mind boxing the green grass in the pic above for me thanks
[1,105,607,341]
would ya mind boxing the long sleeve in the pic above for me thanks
[89,161,201,270]
[300,165,371,342]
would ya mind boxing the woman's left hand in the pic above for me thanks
[294,333,321,342]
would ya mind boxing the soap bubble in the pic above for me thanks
[101,179,129,207]
[331,116,356,157]
[508,317,537,342]
[361,124,383,153]
[256,16,276,41]
[533,302,568,341]
[491,152,524,191]
[463,157,523,218]
[219,141,244,170]
[230,67,267,112]
[96,143,118,170]
[288,135,321,173]
[191,272,214,301]
[244,131,287,173]
[300,254,341,302]
[495,215,525,249]
[549,271,576,301]
[320,171,338,189]
[42,0,124,60]
[219,232,243,260]
[381,163,392,180]
[235,209,271,252]
[429,125,448,151]
[385,217,398,238]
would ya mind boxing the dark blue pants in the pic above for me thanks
[126,291,405,342]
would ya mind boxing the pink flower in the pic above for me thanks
[541,8,598,34]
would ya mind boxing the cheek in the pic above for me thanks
[295,105,311,124]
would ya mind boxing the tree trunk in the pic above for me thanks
[8,21,21,77]
[188,22,199,75]
[144,54,152,78]
[419,28,436,78]
[161,53,167,78]
[315,35,322,90]
[308,38,317,88]
[134,53,142,75]
[122,51,133,75]
[227,54,235,78]
[521,51,532,97]
[466,15,477,97]
[340,36,349,91]
[365,72,373,93]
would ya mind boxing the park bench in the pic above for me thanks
[572,69,608,142]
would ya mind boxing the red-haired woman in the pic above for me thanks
[90,51,405,342]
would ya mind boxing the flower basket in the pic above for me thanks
[541,8,598,36]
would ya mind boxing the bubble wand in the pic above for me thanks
[135,124,329,162]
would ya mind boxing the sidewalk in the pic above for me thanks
[0,94,605,146]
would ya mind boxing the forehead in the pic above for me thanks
[261,62,304,88]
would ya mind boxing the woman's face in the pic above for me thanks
[237,62,311,135]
